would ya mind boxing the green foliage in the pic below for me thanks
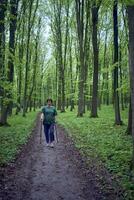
[57,106,134,199]
[123,0,134,5]
[0,111,38,165]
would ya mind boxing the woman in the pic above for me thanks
[41,98,57,147]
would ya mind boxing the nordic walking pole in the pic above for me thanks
[54,123,58,143]
[40,120,43,144]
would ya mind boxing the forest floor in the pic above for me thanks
[0,115,124,200]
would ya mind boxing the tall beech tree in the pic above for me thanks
[83,0,90,113]
[69,30,74,111]
[0,0,8,125]
[113,0,122,125]
[127,4,134,168]
[15,2,26,115]
[75,0,85,117]
[7,0,19,115]
[90,1,101,117]
[53,0,63,111]
[62,0,69,112]
[50,0,70,112]
[28,17,41,111]
[23,0,39,117]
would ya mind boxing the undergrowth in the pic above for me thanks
[0,111,38,165]
[57,105,133,199]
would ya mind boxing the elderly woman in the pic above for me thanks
[41,98,57,147]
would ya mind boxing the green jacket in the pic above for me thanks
[42,106,57,125]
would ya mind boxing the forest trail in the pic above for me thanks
[0,116,122,200]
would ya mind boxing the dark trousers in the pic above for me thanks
[43,124,54,143]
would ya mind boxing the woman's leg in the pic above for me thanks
[49,124,55,143]
[44,124,50,143]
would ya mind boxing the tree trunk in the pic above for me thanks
[16,1,26,115]
[113,0,122,125]
[52,1,64,112]
[16,37,23,115]
[83,0,90,113]
[106,62,109,105]
[126,96,132,135]
[69,33,74,111]
[0,0,8,126]
[28,17,41,111]
[23,0,39,116]
[61,0,69,112]
[99,24,108,108]
[119,46,124,111]
[91,5,99,118]
[6,0,19,116]
[75,0,85,117]
[127,5,134,168]
[23,0,33,116]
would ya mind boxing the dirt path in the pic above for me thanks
[0,117,123,200]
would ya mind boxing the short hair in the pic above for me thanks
[47,98,53,103]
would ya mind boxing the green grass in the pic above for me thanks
[0,111,38,165]
[57,106,133,199]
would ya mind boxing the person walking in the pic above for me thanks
[41,98,57,147]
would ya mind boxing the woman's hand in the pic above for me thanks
[40,113,44,121]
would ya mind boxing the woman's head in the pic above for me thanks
[47,98,53,106]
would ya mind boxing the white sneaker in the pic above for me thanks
[46,143,49,147]
[50,143,54,148]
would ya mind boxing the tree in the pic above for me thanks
[28,17,41,111]
[23,0,39,117]
[90,1,101,117]
[62,0,69,112]
[15,1,26,115]
[83,0,90,113]
[127,4,134,169]
[69,30,74,111]
[113,0,122,125]
[0,0,8,125]
[75,0,85,117]
[7,0,19,115]
[50,0,70,112]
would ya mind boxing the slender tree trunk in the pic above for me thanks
[61,0,69,112]
[39,63,44,107]
[113,0,122,125]
[69,33,74,111]
[99,25,108,108]
[57,70,61,110]
[55,55,58,107]
[75,0,85,117]
[83,0,90,113]
[119,46,124,111]
[7,0,19,115]
[53,1,64,111]
[60,1,65,113]
[28,17,41,110]
[58,37,63,111]
[33,85,36,111]
[127,5,134,168]
[16,1,26,114]
[23,0,33,116]
[106,61,109,105]
[126,96,132,135]
[23,0,39,116]
[0,0,8,126]
[91,4,99,117]
[16,38,23,115]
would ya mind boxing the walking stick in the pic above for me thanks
[40,120,43,144]
[54,123,58,143]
